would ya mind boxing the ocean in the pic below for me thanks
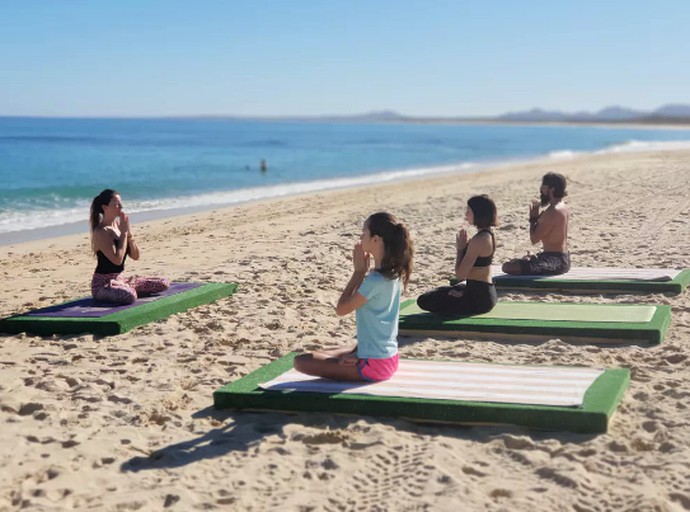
[2,117,690,243]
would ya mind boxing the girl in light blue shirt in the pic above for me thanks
[294,212,413,381]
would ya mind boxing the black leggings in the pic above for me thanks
[417,280,497,316]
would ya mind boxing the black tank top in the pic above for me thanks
[461,229,495,267]
[95,238,129,274]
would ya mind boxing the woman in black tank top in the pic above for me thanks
[417,195,498,316]
[89,189,170,305]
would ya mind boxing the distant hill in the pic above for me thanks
[591,106,648,120]
[497,108,571,122]
[314,110,407,122]
[496,104,690,123]
[653,104,690,117]
[286,105,690,124]
[176,105,690,125]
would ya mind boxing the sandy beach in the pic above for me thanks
[1,149,689,511]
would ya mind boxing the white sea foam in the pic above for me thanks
[0,162,477,235]
[0,205,91,234]
[547,150,578,160]
[4,137,690,239]
[545,140,690,161]
[596,139,690,154]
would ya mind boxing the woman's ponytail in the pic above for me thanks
[89,189,118,252]
[367,212,414,291]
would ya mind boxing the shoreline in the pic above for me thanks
[0,159,484,247]
[0,202,250,247]
[4,138,690,248]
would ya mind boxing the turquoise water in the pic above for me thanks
[2,117,690,235]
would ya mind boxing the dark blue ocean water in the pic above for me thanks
[2,117,690,234]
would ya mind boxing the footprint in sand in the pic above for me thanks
[501,434,536,451]
[669,493,690,510]
[535,467,578,488]
[461,465,488,477]
[299,431,348,446]
[18,402,44,416]
[490,488,513,499]
[326,441,435,509]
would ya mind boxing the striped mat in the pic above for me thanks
[493,266,682,281]
[259,360,604,407]
[402,301,657,323]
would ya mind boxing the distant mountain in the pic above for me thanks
[498,105,645,122]
[355,110,406,121]
[308,105,690,123]
[497,108,569,122]
[175,110,408,123]
[592,106,647,120]
[315,110,406,122]
[653,104,690,117]
[177,105,690,125]
[495,104,690,123]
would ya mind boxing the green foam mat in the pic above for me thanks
[0,282,238,336]
[398,300,670,344]
[213,353,630,434]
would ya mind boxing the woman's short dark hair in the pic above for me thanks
[542,172,568,199]
[467,195,497,229]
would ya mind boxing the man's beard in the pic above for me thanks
[540,192,549,206]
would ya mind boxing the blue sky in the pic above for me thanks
[2,0,688,117]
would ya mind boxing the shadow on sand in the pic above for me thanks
[120,404,597,472]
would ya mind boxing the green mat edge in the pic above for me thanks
[213,353,630,434]
[0,282,238,336]
[450,268,690,295]
[398,299,671,344]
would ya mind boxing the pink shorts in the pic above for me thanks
[356,353,399,382]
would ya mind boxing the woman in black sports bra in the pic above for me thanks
[90,189,170,305]
[417,194,498,315]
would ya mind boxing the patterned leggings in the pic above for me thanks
[91,273,171,305]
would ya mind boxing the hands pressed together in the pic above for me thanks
[118,211,132,237]
[456,228,468,252]
[529,200,541,220]
[352,241,371,274]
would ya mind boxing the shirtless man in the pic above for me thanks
[502,172,570,275]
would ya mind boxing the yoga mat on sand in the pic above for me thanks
[485,266,690,295]
[213,353,630,434]
[0,282,237,336]
[25,282,202,318]
[398,300,670,344]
